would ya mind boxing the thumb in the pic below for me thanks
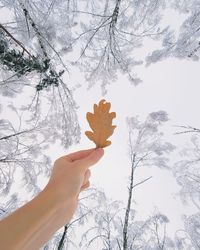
[77,148,104,170]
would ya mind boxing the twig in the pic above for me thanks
[0,23,32,57]
[132,176,153,189]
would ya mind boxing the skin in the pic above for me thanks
[0,148,104,250]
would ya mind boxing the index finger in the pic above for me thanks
[64,148,96,162]
[75,148,104,170]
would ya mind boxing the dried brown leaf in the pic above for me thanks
[85,99,116,148]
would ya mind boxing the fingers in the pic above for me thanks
[76,148,104,170]
[80,169,91,192]
[83,169,91,183]
[81,169,91,188]
[64,148,96,162]
[80,181,90,191]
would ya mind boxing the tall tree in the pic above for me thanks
[80,189,175,250]
[127,212,175,249]
[78,112,175,250]
[122,111,175,249]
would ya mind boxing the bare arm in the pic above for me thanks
[0,148,104,250]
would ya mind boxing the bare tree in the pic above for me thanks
[77,112,175,250]
[126,212,175,250]
[122,111,175,249]
[78,190,175,250]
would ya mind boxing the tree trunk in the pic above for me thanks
[57,224,68,250]
[122,153,136,250]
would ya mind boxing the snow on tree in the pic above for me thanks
[173,125,200,249]
[146,0,200,65]
[77,112,175,250]
[174,127,200,210]
[122,111,175,249]
[175,213,200,249]
[0,111,51,195]
[79,189,175,250]
[0,1,80,148]
[68,0,168,93]
[80,190,124,250]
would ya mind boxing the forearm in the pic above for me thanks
[0,187,75,250]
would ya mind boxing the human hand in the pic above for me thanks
[44,148,104,223]
[0,148,104,250]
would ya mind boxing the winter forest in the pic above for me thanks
[0,0,200,249]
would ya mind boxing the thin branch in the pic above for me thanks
[116,238,122,250]
[77,16,112,60]
[132,176,153,189]
[0,23,32,57]
[73,10,110,18]
[17,0,48,59]
[57,224,68,250]
[174,125,200,135]
[0,129,35,141]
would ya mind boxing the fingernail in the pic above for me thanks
[95,148,104,154]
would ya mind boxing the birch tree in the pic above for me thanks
[78,112,175,250]
[122,111,175,249]
[79,190,175,250]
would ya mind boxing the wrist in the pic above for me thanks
[42,184,72,207]
[42,184,78,224]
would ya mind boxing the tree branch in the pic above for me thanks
[0,23,32,57]
[132,176,153,189]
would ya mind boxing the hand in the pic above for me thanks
[0,148,104,250]
[44,148,104,223]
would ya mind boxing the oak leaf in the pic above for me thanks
[85,99,116,148]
